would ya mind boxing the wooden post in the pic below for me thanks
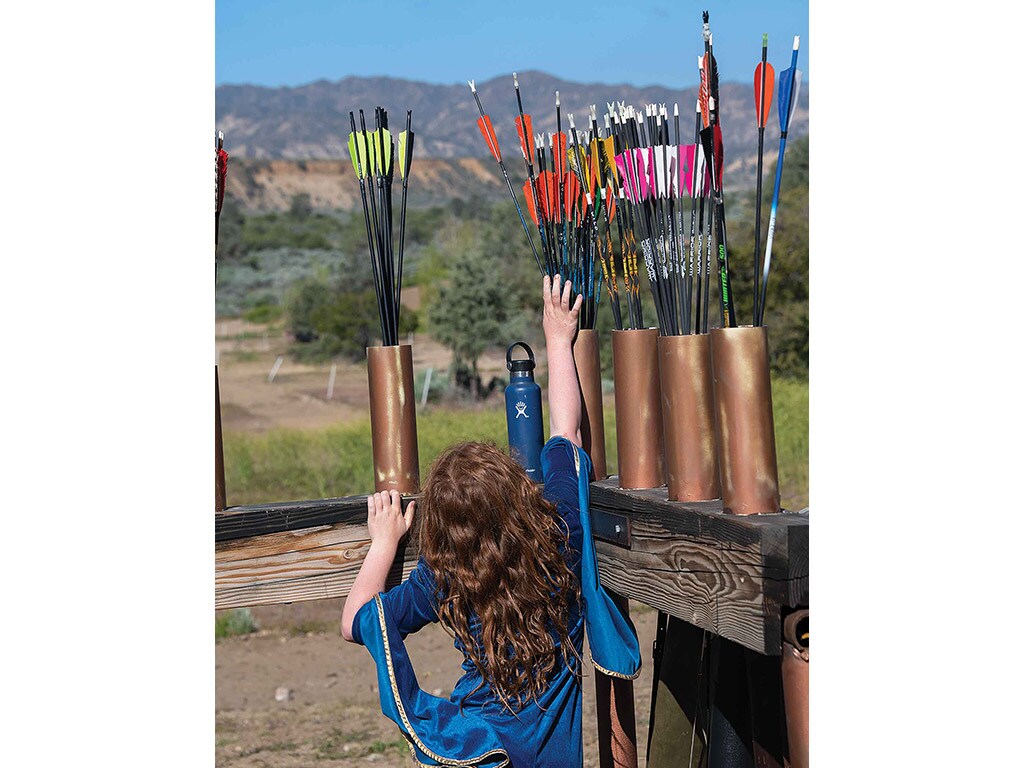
[594,592,638,768]
[215,366,226,511]
[327,363,337,400]
[421,367,433,407]
[267,355,284,383]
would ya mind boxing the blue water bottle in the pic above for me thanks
[505,342,544,480]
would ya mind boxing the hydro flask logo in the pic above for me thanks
[515,401,529,419]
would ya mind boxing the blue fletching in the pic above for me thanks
[777,40,802,133]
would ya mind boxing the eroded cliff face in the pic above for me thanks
[226,157,506,212]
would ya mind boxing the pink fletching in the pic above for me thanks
[679,144,695,198]
[633,148,648,199]
[614,154,634,202]
[647,147,657,197]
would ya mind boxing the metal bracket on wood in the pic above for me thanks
[591,506,631,548]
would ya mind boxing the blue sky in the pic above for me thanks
[216,0,807,89]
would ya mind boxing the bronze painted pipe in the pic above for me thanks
[709,326,780,515]
[781,610,809,768]
[574,328,608,480]
[215,365,226,511]
[367,344,420,494]
[658,334,721,502]
[612,328,664,489]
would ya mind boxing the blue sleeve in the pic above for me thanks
[351,558,439,645]
[541,438,584,575]
[541,437,581,515]
[540,438,581,518]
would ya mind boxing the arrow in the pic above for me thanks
[700,99,735,328]
[513,72,553,274]
[752,34,776,324]
[468,79,544,274]
[215,130,228,252]
[349,111,388,345]
[756,35,802,327]
[396,110,414,315]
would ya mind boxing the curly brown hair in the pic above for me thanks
[417,441,581,711]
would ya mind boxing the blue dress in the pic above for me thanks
[352,437,640,768]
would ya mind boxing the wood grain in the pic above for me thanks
[590,479,807,655]
[214,483,808,654]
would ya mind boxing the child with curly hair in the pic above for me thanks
[342,275,639,767]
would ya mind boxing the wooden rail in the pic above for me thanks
[215,483,807,654]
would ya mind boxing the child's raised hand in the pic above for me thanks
[367,490,415,547]
[543,274,583,346]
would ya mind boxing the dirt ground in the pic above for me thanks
[215,291,533,434]
[216,598,659,768]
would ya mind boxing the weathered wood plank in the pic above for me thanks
[213,484,808,654]
[215,496,385,542]
[215,539,418,610]
[590,480,807,654]
[216,524,369,563]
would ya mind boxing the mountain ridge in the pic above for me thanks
[218,71,808,210]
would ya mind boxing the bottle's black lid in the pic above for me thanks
[506,341,536,373]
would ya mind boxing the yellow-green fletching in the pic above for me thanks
[354,134,370,180]
[347,133,362,178]
[379,129,393,175]
[398,130,412,179]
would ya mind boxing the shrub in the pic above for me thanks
[215,608,258,640]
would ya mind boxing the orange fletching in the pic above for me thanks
[522,180,539,226]
[564,172,580,221]
[538,170,555,222]
[477,115,501,162]
[754,62,776,129]
[515,115,535,162]
[606,184,616,223]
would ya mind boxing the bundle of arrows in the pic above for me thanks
[347,107,416,347]
[467,11,802,337]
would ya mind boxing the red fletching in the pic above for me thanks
[515,115,535,162]
[606,184,616,223]
[216,148,229,215]
[552,132,567,178]
[754,61,776,129]
[477,116,501,162]
[522,180,539,226]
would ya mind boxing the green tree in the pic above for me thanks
[289,193,313,220]
[427,243,532,396]
[286,278,332,342]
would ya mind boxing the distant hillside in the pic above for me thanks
[226,157,507,212]
[217,70,808,198]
